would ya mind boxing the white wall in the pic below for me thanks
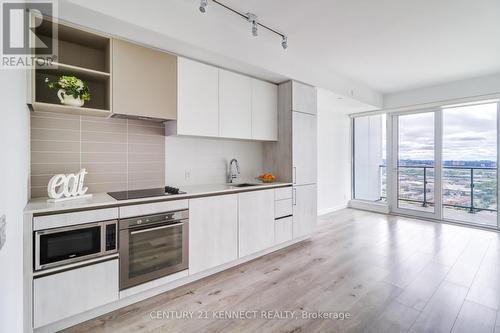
[0,70,30,333]
[316,89,376,215]
[165,136,264,186]
[317,109,352,215]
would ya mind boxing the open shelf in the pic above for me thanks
[31,102,111,117]
[30,16,112,117]
[35,17,110,72]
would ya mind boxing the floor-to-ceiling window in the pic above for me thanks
[352,99,500,229]
[442,102,498,227]
[352,114,386,202]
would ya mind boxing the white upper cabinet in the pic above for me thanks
[293,111,317,185]
[251,79,278,141]
[177,57,219,137]
[219,69,252,139]
[173,58,278,141]
[292,81,317,115]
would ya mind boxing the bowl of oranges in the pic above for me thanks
[257,173,277,183]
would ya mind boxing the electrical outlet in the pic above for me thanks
[0,215,6,251]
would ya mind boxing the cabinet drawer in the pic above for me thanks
[120,199,188,218]
[33,259,119,328]
[275,216,293,244]
[275,187,292,201]
[33,207,118,231]
[275,199,293,218]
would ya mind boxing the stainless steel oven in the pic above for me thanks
[119,210,188,290]
[34,220,118,271]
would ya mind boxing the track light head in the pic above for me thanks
[252,21,258,36]
[199,0,207,13]
[281,36,288,50]
[247,13,258,37]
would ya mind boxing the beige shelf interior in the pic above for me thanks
[31,16,112,117]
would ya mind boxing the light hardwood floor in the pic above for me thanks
[64,209,500,333]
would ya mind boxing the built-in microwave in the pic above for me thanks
[34,220,118,271]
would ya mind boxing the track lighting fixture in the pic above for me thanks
[199,0,208,13]
[199,1,288,50]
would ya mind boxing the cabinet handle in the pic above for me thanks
[130,222,183,235]
[293,167,297,184]
[293,188,297,206]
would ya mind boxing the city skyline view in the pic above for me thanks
[398,102,498,162]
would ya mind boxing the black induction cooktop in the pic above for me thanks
[107,186,186,200]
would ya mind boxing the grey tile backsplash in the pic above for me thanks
[30,112,165,198]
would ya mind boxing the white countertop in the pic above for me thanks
[25,182,292,215]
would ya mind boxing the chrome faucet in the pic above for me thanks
[228,158,240,183]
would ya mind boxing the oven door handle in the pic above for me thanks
[130,222,184,235]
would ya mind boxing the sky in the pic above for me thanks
[398,103,498,162]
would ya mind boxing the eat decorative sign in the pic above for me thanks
[47,168,92,202]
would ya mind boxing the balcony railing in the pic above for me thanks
[379,165,497,213]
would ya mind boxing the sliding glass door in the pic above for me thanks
[387,101,499,228]
[392,111,442,219]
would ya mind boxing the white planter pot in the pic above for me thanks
[57,89,84,107]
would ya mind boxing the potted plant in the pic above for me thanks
[45,75,90,107]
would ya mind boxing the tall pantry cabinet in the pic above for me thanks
[263,81,317,239]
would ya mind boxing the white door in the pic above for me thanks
[189,194,238,274]
[238,189,275,257]
[177,57,219,137]
[219,69,252,139]
[293,184,317,238]
[251,79,278,141]
[391,110,442,220]
[293,111,317,185]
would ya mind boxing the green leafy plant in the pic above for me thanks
[45,75,90,101]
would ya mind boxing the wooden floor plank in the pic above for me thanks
[409,281,469,333]
[396,261,451,311]
[366,300,421,333]
[451,300,497,333]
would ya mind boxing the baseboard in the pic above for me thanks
[317,204,348,216]
[348,200,390,214]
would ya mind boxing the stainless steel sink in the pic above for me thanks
[228,183,259,188]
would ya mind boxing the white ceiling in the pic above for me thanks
[318,88,374,115]
[217,0,500,93]
[63,0,500,105]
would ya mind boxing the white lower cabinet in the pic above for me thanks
[275,216,293,244]
[238,189,275,257]
[293,184,317,238]
[189,194,238,274]
[33,259,119,328]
